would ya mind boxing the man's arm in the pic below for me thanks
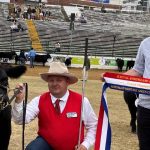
[12,84,39,124]
[80,97,98,150]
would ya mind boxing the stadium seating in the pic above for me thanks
[0,2,150,58]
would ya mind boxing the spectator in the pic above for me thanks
[7,15,14,21]
[39,9,44,20]
[31,8,36,20]
[10,21,19,32]
[101,5,107,13]
[12,61,98,150]
[23,6,28,19]
[18,23,24,31]
[55,42,61,52]
[79,14,87,23]
[28,47,36,68]
[27,5,32,19]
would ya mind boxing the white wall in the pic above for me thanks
[110,0,123,4]
[63,6,81,20]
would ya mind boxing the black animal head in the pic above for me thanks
[0,65,26,111]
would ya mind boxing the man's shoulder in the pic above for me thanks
[142,37,150,44]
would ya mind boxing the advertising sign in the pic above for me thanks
[90,0,110,3]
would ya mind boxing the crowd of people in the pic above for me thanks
[14,47,36,67]
[15,46,75,69]
[7,3,53,22]
[10,20,24,32]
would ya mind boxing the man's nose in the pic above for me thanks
[53,80,59,85]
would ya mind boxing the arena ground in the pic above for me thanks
[24,65,118,80]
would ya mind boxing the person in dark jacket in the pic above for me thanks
[19,50,26,65]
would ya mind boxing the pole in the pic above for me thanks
[69,29,73,54]
[69,21,74,54]
[22,83,28,150]
[10,29,13,51]
[77,38,88,148]
[112,35,116,57]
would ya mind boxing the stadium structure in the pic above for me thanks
[0,0,150,60]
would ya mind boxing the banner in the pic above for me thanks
[84,0,110,4]
[104,72,150,95]
[95,72,150,150]
[96,0,110,3]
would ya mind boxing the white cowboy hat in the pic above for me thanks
[40,61,78,84]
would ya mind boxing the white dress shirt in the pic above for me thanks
[12,90,98,149]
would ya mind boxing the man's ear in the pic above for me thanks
[66,77,70,85]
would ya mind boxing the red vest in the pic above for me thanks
[38,90,84,150]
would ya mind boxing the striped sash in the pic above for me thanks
[104,72,150,95]
[95,72,150,150]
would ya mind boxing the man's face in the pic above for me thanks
[47,76,69,98]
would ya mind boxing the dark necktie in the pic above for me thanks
[55,99,61,114]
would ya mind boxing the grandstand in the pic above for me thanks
[0,0,150,58]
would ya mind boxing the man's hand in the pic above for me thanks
[15,83,25,103]
[75,144,87,150]
[100,72,105,82]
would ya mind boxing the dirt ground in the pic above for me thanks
[24,65,118,79]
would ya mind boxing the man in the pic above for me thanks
[10,21,19,32]
[12,61,98,150]
[101,37,150,150]
[55,42,60,52]
[28,47,36,68]
[19,50,26,65]
[123,37,150,150]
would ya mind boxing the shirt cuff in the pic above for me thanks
[81,141,90,150]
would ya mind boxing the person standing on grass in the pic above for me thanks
[12,61,98,150]
[28,47,36,68]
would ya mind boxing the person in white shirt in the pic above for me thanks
[54,42,61,52]
[12,61,98,150]
[10,21,19,32]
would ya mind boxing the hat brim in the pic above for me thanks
[40,73,78,84]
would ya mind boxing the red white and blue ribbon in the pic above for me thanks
[95,72,150,150]
[104,72,150,95]
[94,83,111,150]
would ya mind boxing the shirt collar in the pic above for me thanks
[51,90,69,104]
